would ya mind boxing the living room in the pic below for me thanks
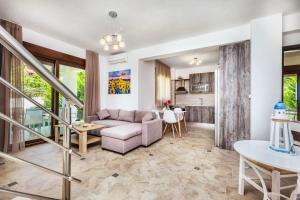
[1,1,300,200]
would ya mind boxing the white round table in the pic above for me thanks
[234,140,300,200]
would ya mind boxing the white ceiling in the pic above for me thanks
[0,0,299,55]
[159,46,219,69]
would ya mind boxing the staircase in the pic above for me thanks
[0,26,83,200]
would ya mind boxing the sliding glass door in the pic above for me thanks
[24,61,54,142]
[23,42,86,145]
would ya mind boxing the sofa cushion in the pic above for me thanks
[134,111,153,123]
[118,110,135,122]
[92,120,130,128]
[101,123,142,140]
[142,112,154,122]
[107,109,120,120]
[96,109,110,120]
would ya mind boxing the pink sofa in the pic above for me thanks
[87,109,162,154]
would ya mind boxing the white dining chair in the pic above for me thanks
[174,108,188,133]
[163,110,179,137]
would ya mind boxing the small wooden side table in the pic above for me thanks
[72,124,106,154]
[54,124,64,143]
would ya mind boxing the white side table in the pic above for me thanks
[234,140,300,200]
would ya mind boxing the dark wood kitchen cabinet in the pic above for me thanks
[189,72,214,94]
[185,106,214,124]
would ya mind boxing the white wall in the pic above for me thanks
[250,14,283,140]
[100,54,139,110]
[283,13,300,46]
[23,27,86,59]
[138,60,156,110]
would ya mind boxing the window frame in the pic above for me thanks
[23,42,86,146]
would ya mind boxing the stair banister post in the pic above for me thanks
[62,100,72,200]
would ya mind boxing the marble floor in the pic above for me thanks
[0,127,262,200]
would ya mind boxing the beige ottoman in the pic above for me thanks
[101,123,142,154]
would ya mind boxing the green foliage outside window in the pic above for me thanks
[76,71,85,119]
[283,75,297,120]
[283,75,297,110]
[24,71,52,109]
[24,66,85,120]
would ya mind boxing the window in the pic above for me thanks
[59,64,85,122]
[283,46,300,121]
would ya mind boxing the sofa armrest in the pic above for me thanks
[86,115,99,123]
[142,119,163,146]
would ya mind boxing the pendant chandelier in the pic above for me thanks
[189,57,202,66]
[99,11,125,51]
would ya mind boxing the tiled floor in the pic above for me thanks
[0,127,262,200]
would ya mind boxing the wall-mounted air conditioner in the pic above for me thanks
[107,54,128,64]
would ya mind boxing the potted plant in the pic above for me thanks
[163,99,172,110]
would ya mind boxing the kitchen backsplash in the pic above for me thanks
[175,93,215,106]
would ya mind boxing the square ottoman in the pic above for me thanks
[101,123,142,154]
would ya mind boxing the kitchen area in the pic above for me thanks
[158,46,219,125]
[171,71,215,124]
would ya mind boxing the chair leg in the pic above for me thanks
[183,116,188,133]
[271,170,280,200]
[174,124,179,136]
[163,124,168,135]
[171,124,175,138]
[239,155,245,195]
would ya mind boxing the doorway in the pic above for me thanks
[23,42,86,145]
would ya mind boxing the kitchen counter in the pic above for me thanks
[184,106,214,124]
[176,104,214,107]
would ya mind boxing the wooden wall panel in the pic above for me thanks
[219,41,251,150]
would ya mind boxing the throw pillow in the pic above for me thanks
[107,109,120,120]
[142,112,154,123]
[96,109,110,120]
[118,110,135,122]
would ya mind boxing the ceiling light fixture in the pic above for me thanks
[99,11,125,51]
[189,57,202,66]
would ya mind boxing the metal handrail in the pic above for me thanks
[0,152,81,183]
[0,112,81,158]
[0,26,83,108]
[0,77,82,135]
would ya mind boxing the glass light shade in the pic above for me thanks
[104,45,109,51]
[105,35,113,42]
[119,41,125,48]
[116,34,122,42]
[189,61,194,65]
[99,38,106,45]
[113,44,119,50]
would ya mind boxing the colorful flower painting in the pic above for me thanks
[108,69,131,94]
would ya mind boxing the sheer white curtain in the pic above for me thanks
[155,60,171,107]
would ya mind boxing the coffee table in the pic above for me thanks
[72,124,106,154]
